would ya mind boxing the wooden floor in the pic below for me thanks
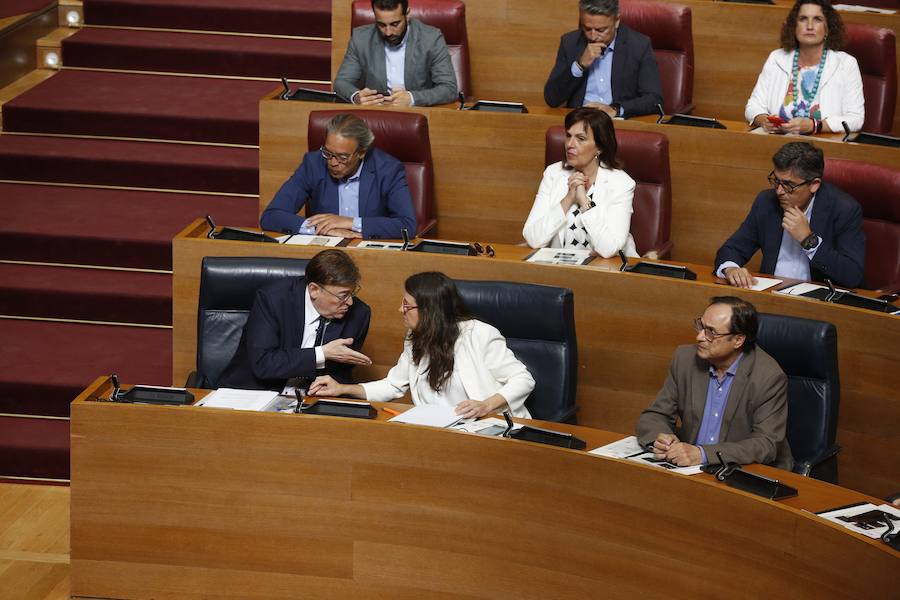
[0,483,70,600]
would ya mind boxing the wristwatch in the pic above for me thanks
[800,233,820,251]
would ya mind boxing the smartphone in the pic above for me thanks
[767,115,785,126]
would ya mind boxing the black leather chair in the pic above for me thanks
[187,256,310,388]
[756,313,841,482]
[453,280,578,423]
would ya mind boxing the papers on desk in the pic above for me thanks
[774,282,835,297]
[833,3,896,13]
[356,240,405,250]
[275,234,345,247]
[453,417,511,436]
[588,436,703,475]
[525,247,594,266]
[196,388,282,411]
[815,502,900,539]
[388,404,465,428]
[748,276,782,291]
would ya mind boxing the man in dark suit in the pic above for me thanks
[334,0,458,107]
[636,297,793,470]
[715,142,865,289]
[544,0,663,117]
[260,113,416,240]
[218,249,372,391]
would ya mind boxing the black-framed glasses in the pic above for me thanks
[320,146,356,164]
[692,318,733,342]
[400,301,418,314]
[320,284,361,305]
[767,171,814,194]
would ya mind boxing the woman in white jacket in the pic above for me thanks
[745,0,864,135]
[523,107,638,258]
[308,272,535,419]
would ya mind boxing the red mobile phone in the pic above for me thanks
[767,115,785,126]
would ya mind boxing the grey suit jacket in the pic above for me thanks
[635,345,793,470]
[334,18,458,106]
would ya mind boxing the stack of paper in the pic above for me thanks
[816,502,900,539]
[196,388,282,411]
[388,404,463,428]
[589,435,703,475]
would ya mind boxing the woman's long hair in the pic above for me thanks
[405,272,471,391]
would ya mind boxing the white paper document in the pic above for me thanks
[588,435,703,475]
[196,388,282,411]
[774,282,830,296]
[816,503,900,539]
[388,404,464,428]
[453,417,510,436]
[833,4,895,13]
[356,241,405,250]
[525,247,593,266]
[748,276,782,291]
[276,234,344,247]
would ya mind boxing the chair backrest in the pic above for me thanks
[824,157,900,291]
[453,279,578,423]
[756,313,840,474]
[196,256,310,388]
[308,109,436,236]
[843,23,897,134]
[351,0,471,98]
[545,125,672,258]
[619,0,694,115]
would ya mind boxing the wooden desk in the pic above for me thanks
[259,98,898,267]
[172,219,900,498]
[70,377,899,599]
[330,0,900,135]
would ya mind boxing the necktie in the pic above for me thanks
[314,316,328,348]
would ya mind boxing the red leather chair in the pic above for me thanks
[351,0,471,99]
[843,23,896,134]
[545,126,673,258]
[308,110,437,236]
[824,158,900,291]
[619,0,694,115]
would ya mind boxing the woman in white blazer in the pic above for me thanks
[523,107,638,258]
[745,0,864,134]
[308,272,535,419]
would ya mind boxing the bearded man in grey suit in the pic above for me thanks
[636,296,793,470]
[334,0,458,107]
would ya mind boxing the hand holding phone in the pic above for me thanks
[767,115,786,126]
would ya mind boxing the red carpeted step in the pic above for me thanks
[83,0,331,38]
[0,134,258,195]
[0,263,172,325]
[0,0,54,19]
[0,182,257,270]
[62,28,331,81]
[0,416,69,481]
[0,319,172,417]
[3,70,279,146]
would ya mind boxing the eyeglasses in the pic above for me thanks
[320,146,356,164]
[320,284,361,305]
[692,318,733,342]
[768,171,814,194]
[400,301,418,314]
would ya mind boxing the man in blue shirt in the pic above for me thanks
[544,0,663,117]
[635,297,793,470]
[260,113,417,239]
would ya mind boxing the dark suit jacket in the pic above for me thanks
[636,345,794,470]
[715,182,865,288]
[334,18,458,106]
[260,147,417,240]
[543,24,663,116]
[217,277,371,391]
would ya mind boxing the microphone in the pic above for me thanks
[501,410,515,438]
[110,374,121,401]
[825,278,838,302]
[457,91,466,110]
[294,387,307,414]
[655,103,665,125]
[618,250,629,271]
[205,215,217,238]
[400,228,411,251]
[841,121,851,142]
[714,450,739,481]
[280,77,292,100]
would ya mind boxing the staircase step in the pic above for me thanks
[83,0,331,38]
[0,416,69,481]
[0,182,257,270]
[0,1,54,20]
[0,318,172,417]
[3,70,277,145]
[62,27,331,81]
[0,263,172,325]
[0,134,259,194]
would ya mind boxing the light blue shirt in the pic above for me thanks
[571,36,618,113]
[697,353,744,464]
[338,159,364,233]
[716,194,821,280]
[385,30,415,106]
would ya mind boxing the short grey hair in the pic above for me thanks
[580,0,619,17]
[325,113,375,151]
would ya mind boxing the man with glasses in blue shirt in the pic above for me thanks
[714,141,865,289]
[218,249,372,391]
[261,113,416,239]
[636,296,793,470]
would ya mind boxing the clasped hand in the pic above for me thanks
[651,433,702,467]
[304,214,356,236]
[564,172,592,211]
